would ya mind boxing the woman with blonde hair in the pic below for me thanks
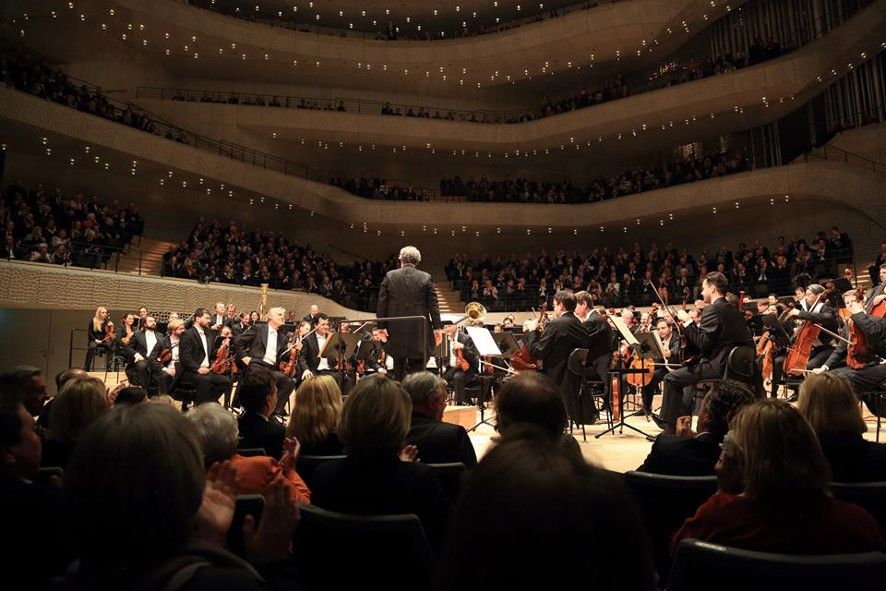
[43,376,109,468]
[286,375,345,455]
[674,399,884,554]
[84,305,111,371]
[797,372,886,482]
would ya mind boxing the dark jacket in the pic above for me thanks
[637,432,721,476]
[179,326,214,373]
[237,411,285,460]
[529,311,589,417]
[684,297,753,363]
[376,265,442,359]
[794,302,838,346]
[234,323,290,369]
[406,413,477,468]
[583,310,615,361]
[818,432,886,483]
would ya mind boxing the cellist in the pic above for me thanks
[770,284,838,399]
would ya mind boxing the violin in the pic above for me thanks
[211,337,235,375]
[158,345,173,365]
[511,303,546,372]
[280,332,302,378]
[103,320,115,343]
[120,315,135,346]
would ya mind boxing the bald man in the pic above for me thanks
[235,306,297,416]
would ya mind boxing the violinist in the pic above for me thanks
[211,325,237,377]
[523,290,588,423]
[655,272,754,435]
[818,286,886,396]
[135,306,148,331]
[234,306,296,416]
[574,291,615,405]
[769,284,837,399]
[116,313,137,361]
[149,317,185,396]
[179,308,233,407]
[641,318,681,415]
[84,306,111,371]
[355,327,388,377]
[441,323,479,406]
[297,313,355,394]
[125,315,162,391]
[231,311,251,336]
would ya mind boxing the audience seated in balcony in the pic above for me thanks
[673,399,885,554]
[2,180,144,268]
[163,219,392,312]
[445,227,854,311]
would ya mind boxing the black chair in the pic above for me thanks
[830,481,886,531]
[624,471,717,581]
[567,348,610,440]
[861,385,886,442]
[296,454,346,489]
[236,447,267,457]
[426,462,466,502]
[668,538,886,591]
[226,494,264,558]
[293,504,434,591]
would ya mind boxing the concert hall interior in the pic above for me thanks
[1,0,886,589]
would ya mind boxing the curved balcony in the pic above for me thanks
[129,2,886,155]
[8,0,737,96]
[3,84,883,252]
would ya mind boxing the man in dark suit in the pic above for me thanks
[403,371,477,468]
[524,289,589,422]
[234,306,295,416]
[230,311,252,336]
[770,283,838,399]
[377,246,442,381]
[657,272,754,434]
[209,301,230,332]
[303,304,320,326]
[575,291,615,405]
[179,307,233,406]
[236,370,285,459]
[297,313,355,394]
[641,317,682,414]
[124,316,163,392]
[638,379,754,475]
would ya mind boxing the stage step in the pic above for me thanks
[115,237,175,275]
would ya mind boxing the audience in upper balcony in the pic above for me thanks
[445,227,854,310]
[2,180,144,268]
[163,219,392,311]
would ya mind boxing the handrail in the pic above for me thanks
[185,0,625,43]
[133,2,872,128]
[802,144,886,173]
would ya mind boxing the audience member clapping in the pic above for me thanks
[797,373,886,482]
[42,376,109,469]
[674,399,885,554]
[285,375,345,456]
[403,371,477,467]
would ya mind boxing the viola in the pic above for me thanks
[279,333,301,378]
[454,347,470,372]
[211,338,234,375]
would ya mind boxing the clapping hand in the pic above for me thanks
[399,444,419,463]
[195,461,238,547]
[279,436,301,473]
[243,480,299,565]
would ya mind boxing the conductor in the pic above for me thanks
[377,246,442,381]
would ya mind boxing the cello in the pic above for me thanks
[847,287,886,368]
[783,288,832,376]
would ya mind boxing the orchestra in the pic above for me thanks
[76,262,886,431]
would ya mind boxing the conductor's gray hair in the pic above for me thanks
[399,246,421,266]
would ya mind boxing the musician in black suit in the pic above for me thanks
[149,318,185,395]
[303,304,320,325]
[441,324,479,406]
[640,318,682,414]
[230,311,252,336]
[403,371,477,468]
[826,291,886,397]
[575,291,616,404]
[84,306,111,371]
[124,316,163,391]
[638,379,754,475]
[179,307,232,406]
[376,246,442,381]
[657,272,754,434]
[524,290,589,422]
[234,306,296,416]
[770,284,838,399]
[236,370,286,459]
[297,313,355,394]
[209,302,230,332]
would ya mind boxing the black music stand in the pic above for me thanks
[465,326,503,432]
[320,330,359,392]
[595,317,655,441]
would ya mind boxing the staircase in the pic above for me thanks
[432,273,464,314]
[114,237,176,275]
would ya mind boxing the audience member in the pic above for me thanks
[236,371,286,460]
[285,375,345,456]
[494,371,579,454]
[797,373,886,482]
[310,375,451,549]
[113,385,148,405]
[186,402,310,503]
[674,399,885,554]
[638,380,754,476]
[43,376,109,468]
[440,426,655,591]
[403,371,477,468]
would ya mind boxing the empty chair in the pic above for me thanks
[668,538,886,591]
[293,503,433,591]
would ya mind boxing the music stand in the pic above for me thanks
[464,326,503,432]
[595,318,655,441]
[320,329,359,392]
[762,313,791,349]
[492,332,520,361]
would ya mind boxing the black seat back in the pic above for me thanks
[226,494,264,558]
[295,454,346,489]
[426,462,466,501]
[668,538,886,591]
[830,481,886,531]
[235,447,267,457]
